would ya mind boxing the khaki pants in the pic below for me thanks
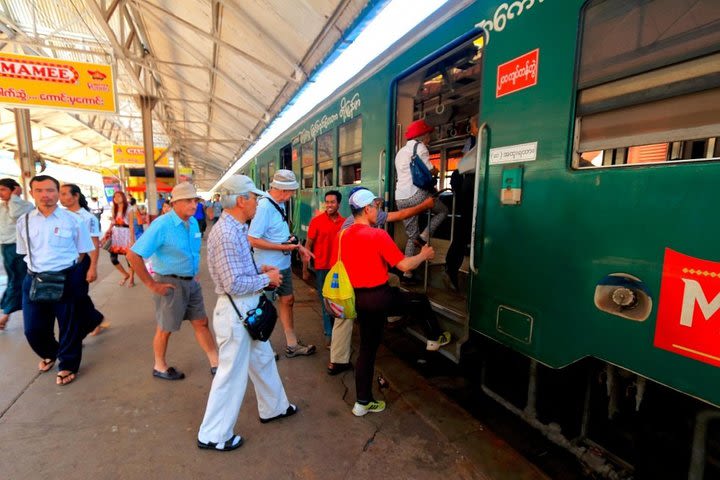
[329,316,354,364]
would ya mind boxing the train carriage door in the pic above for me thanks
[390,31,486,359]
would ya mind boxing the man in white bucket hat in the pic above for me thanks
[248,169,316,358]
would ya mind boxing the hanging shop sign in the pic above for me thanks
[113,145,170,167]
[496,49,539,98]
[0,52,116,113]
[654,248,720,367]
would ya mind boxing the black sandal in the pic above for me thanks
[259,404,298,424]
[197,434,243,451]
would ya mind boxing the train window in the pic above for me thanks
[316,131,334,187]
[300,140,314,189]
[268,162,276,182]
[574,0,720,169]
[338,116,362,185]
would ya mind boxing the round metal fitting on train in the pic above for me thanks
[611,287,636,308]
[435,103,445,114]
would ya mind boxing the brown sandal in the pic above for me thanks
[38,358,55,372]
[56,371,76,386]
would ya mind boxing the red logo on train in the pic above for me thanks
[496,49,539,98]
[654,248,720,367]
[0,56,79,84]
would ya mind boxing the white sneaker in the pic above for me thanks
[352,400,386,417]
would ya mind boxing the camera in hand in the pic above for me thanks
[282,234,300,255]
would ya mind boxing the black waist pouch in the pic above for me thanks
[227,293,277,342]
[29,271,66,303]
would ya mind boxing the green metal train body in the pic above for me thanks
[243,0,720,474]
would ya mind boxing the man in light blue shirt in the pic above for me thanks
[248,169,315,358]
[128,182,219,381]
[16,175,95,386]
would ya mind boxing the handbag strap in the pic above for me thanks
[337,228,346,260]
[260,196,288,223]
[225,294,244,320]
[24,213,35,272]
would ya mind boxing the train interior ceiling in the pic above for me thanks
[392,34,483,328]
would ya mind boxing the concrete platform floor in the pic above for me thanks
[0,246,548,480]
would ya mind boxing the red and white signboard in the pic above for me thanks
[496,49,539,98]
[654,248,720,367]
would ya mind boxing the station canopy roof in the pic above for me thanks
[0,0,371,188]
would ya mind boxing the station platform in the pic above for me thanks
[0,244,548,480]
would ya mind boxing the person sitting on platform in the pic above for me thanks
[196,174,296,452]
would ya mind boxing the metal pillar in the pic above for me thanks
[13,109,35,200]
[140,95,159,216]
[173,150,181,184]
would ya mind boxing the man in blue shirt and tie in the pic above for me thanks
[127,182,219,380]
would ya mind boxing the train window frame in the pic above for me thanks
[338,116,363,186]
[572,0,720,170]
[300,139,314,189]
[316,130,335,187]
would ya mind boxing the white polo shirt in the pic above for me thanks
[68,207,101,238]
[395,140,433,200]
[16,207,95,272]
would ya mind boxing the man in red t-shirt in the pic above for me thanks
[304,191,344,347]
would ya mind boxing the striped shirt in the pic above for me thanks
[207,212,269,296]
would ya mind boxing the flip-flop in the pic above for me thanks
[56,372,76,386]
[197,434,243,451]
[38,358,55,372]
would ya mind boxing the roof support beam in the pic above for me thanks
[129,0,288,81]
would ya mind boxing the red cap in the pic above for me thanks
[405,119,434,140]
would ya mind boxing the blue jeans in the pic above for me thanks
[315,269,333,336]
[1,243,27,315]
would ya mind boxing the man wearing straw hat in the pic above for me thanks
[127,182,219,380]
[248,169,316,358]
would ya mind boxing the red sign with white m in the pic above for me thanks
[654,248,720,367]
[496,49,539,98]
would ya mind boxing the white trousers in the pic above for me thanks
[198,294,289,444]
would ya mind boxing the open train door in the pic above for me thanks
[388,29,487,363]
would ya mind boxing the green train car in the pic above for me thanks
[241,1,720,476]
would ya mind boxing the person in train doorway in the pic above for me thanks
[127,182,219,380]
[334,189,435,416]
[444,115,479,292]
[0,178,34,330]
[59,184,109,337]
[248,169,316,358]
[394,118,448,284]
[327,187,450,375]
[16,175,95,386]
[303,190,345,349]
[197,175,297,452]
